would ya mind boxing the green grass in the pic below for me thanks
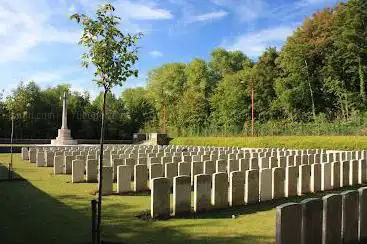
[170,136,367,150]
[1,153,365,244]
[0,144,29,147]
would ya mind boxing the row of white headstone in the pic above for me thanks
[22,146,366,192]
[149,159,367,218]
[21,145,367,219]
[276,187,367,244]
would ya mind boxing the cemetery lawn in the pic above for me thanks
[1,154,365,244]
[0,153,276,244]
[0,144,29,147]
[171,136,367,150]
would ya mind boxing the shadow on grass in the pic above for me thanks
[0,161,274,244]
[0,162,23,181]
[0,167,94,243]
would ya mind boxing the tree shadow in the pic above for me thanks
[0,158,273,244]
[0,163,23,181]
[0,169,95,244]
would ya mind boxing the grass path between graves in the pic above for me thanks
[171,136,367,150]
[0,153,366,244]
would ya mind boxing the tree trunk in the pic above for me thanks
[162,98,167,134]
[304,60,316,120]
[96,88,107,244]
[359,57,366,102]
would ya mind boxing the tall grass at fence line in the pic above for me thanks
[170,136,367,150]
[165,114,367,138]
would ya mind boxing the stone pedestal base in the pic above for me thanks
[51,128,78,145]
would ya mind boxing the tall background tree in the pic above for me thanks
[70,3,142,243]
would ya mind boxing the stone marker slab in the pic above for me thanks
[100,166,113,195]
[54,155,64,175]
[151,177,170,219]
[229,171,245,207]
[194,174,211,213]
[29,148,37,163]
[260,168,272,202]
[173,176,191,216]
[359,160,367,184]
[341,190,359,244]
[311,163,321,193]
[331,162,341,189]
[285,166,298,197]
[191,161,204,185]
[322,163,332,191]
[216,160,227,173]
[134,164,148,192]
[276,202,302,244]
[86,159,98,182]
[245,169,259,204]
[36,151,46,167]
[165,162,178,187]
[322,194,342,244]
[178,162,191,176]
[204,161,215,175]
[117,165,132,193]
[341,161,350,187]
[149,163,163,189]
[301,198,323,244]
[359,187,367,243]
[272,167,285,199]
[112,159,125,181]
[239,158,250,172]
[72,159,85,183]
[211,172,228,209]
[21,147,29,160]
[64,155,75,174]
[350,160,359,186]
[298,165,311,196]
[250,158,259,170]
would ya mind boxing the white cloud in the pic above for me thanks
[187,10,228,23]
[0,0,80,63]
[210,0,268,22]
[223,26,295,57]
[114,1,173,20]
[296,0,337,7]
[149,50,163,57]
[0,0,172,64]
[78,0,173,21]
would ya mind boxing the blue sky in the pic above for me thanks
[0,0,341,99]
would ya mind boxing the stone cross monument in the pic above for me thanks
[51,92,78,145]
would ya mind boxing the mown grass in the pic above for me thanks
[1,153,365,244]
[170,136,367,150]
[0,153,276,244]
[0,144,29,147]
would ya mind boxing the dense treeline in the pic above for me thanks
[1,0,367,139]
[0,82,155,139]
[144,0,367,135]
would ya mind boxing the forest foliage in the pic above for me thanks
[1,0,367,139]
